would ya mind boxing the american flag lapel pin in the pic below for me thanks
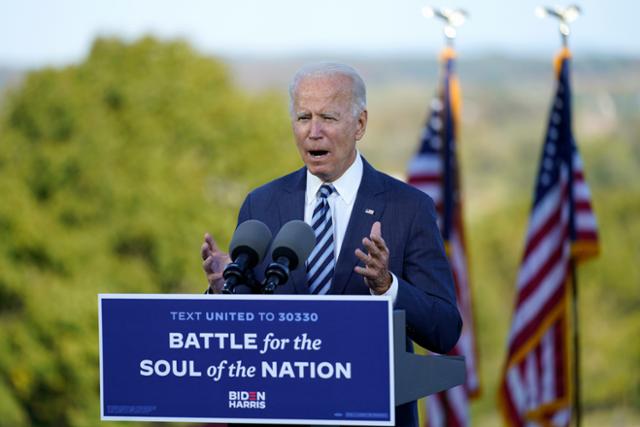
[365,209,374,215]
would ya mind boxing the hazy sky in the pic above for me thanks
[1,0,638,66]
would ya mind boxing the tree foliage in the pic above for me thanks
[0,36,299,426]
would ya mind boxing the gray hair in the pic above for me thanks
[288,62,367,118]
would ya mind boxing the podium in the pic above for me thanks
[392,310,465,406]
[100,294,464,425]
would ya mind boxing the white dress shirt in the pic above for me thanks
[304,153,399,302]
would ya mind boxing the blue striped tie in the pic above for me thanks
[307,184,335,295]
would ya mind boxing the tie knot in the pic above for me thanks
[318,184,335,199]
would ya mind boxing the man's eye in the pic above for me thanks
[297,116,310,121]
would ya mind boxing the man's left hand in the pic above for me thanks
[354,221,392,294]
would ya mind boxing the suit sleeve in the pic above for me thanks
[393,195,462,354]
[237,193,252,225]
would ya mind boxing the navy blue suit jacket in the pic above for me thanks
[235,157,462,426]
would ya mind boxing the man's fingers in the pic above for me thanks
[370,234,386,250]
[355,223,390,292]
[203,255,224,288]
[355,248,369,264]
[208,272,223,282]
[204,232,221,253]
[368,221,388,251]
[202,256,214,273]
[369,221,387,250]
[362,237,387,262]
[201,242,211,261]
[355,248,382,272]
[354,265,378,279]
[362,237,376,254]
[370,221,382,239]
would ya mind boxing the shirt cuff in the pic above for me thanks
[369,273,399,305]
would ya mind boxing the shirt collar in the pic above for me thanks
[306,152,363,205]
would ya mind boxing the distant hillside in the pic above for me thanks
[221,53,640,90]
[0,67,23,97]
[3,53,639,98]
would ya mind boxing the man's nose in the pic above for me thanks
[309,118,323,139]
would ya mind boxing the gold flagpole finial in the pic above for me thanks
[422,6,468,47]
[535,4,582,47]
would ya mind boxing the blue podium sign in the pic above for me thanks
[99,294,394,425]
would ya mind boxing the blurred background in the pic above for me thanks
[0,1,638,426]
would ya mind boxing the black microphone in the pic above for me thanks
[263,220,315,294]
[222,220,272,294]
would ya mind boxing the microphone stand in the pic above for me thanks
[222,254,260,294]
[262,257,291,294]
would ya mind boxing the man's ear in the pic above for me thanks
[355,109,368,141]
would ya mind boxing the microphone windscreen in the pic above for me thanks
[271,220,316,270]
[229,220,273,267]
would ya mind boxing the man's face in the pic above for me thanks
[291,74,367,182]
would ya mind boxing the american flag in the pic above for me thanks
[407,47,480,427]
[498,48,599,426]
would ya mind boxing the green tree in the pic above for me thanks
[0,36,299,427]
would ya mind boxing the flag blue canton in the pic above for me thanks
[534,60,572,205]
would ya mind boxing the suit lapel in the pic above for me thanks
[331,159,386,295]
[277,168,309,295]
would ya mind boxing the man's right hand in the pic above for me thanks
[201,232,231,294]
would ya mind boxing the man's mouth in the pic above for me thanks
[309,150,329,158]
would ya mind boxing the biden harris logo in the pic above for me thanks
[228,391,266,409]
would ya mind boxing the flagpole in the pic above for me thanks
[570,260,581,427]
[536,5,583,426]
[418,8,471,427]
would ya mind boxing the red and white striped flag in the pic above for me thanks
[407,47,481,427]
[498,48,599,427]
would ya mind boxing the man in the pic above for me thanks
[201,62,461,427]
